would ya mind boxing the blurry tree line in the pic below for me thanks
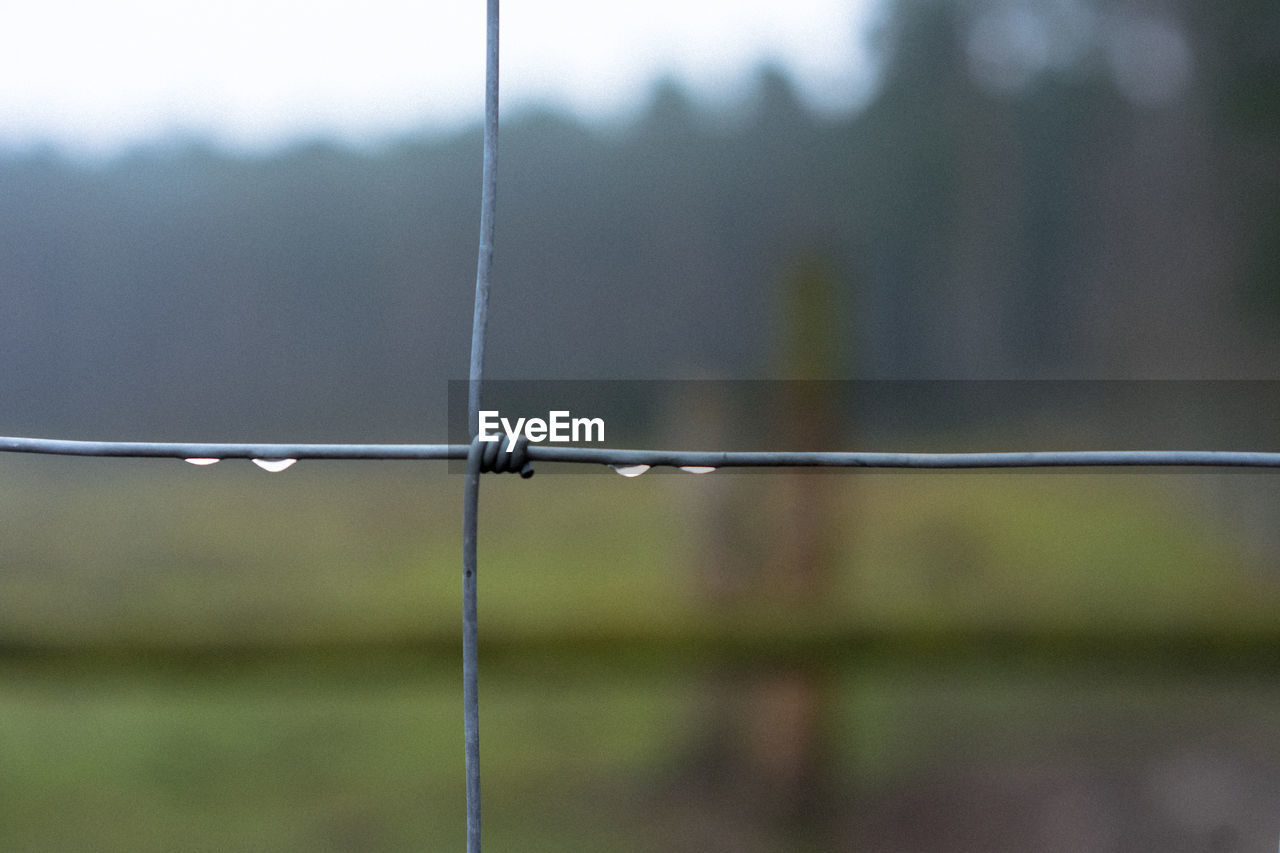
[0,0,1277,443]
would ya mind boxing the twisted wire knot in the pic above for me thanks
[474,435,534,478]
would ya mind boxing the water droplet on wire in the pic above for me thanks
[680,466,716,474]
[184,458,220,466]
[610,464,650,478]
[252,458,297,473]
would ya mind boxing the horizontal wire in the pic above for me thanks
[2,436,1280,468]
[0,436,465,460]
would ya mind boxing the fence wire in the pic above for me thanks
[4,436,1280,470]
[3,2,1280,851]
[461,2,501,849]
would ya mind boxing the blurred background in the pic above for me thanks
[2,0,1280,849]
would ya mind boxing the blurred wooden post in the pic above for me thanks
[766,254,844,603]
[668,251,849,848]
[743,252,844,829]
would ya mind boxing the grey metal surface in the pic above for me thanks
[4,437,1280,469]
[464,2,501,850]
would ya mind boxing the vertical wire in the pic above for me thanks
[462,441,483,853]
[463,2,499,852]
[468,0,500,438]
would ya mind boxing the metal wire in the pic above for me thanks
[0,436,461,460]
[463,3,501,851]
[4,437,1280,469]
[461,439,483,853]
[526,447,1280,469]
[467,0,500,438]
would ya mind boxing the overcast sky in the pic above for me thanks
[0,0,878,157]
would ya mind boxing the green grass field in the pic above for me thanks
[0,458,1278,849]
[0,459,1274,646]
